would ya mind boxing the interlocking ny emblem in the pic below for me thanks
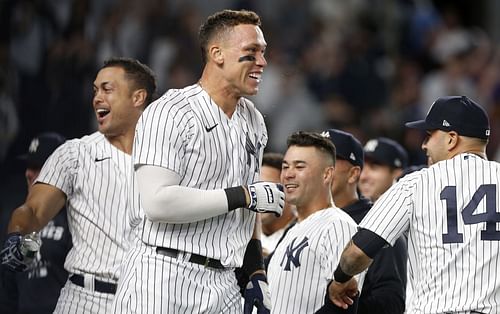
[245,132,262,173]
[280,236,309,271]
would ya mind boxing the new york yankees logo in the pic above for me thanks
[280,236,309,271]
[245,132,262,173]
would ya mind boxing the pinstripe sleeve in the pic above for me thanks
[359,176,417,245]
[133,91,189,176]
[35,141,78,196]
[322,218,359,279]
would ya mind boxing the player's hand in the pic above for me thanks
[327,278,359,309]
[246,182,284,217]
[0,233,30,272]
[243,273,271,314]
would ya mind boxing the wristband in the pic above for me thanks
[224,186,247,211]
[242,239,265,276]
[333,264,353,283]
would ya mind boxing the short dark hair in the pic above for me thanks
[199,9,261,63]
[262,152,284,171]
[286,131,336,166]
[102,57,157,105]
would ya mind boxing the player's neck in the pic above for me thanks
[295,200,332,222]
[106,133,134,155]
[333,187,358,209]
[450,145,487,161]
[199,71,239,118]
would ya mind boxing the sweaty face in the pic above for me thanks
[421,130,449,165]
[92,67,138,137]
[219,24,267,96]
[359,162,399,201]
[281,146,332,208]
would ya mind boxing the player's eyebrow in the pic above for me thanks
[242,43,266,51]
[282,160,307,166]
[93,81,113,89]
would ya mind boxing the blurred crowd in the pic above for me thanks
[2,0,500,176]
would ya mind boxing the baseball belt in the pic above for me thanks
[69,274,117,294]
[156,246,225,269]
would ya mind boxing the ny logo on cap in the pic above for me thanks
[364,139,378,152]
[29,139,40,153]
[442,120,450,127]
[320,131,330,138]
[349,152,356,161]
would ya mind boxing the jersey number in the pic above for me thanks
[441,184,500,243]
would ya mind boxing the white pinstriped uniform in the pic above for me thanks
[360,153,500,314]
[35,131,132,313]
[113,83,267,313]
[268,206,361,314]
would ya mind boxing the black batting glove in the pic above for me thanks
[243,273,271,314]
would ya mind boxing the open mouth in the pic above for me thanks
[249,72,262,82]
[96,108,110,119]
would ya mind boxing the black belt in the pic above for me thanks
[69,274,117,294]
[156,247,225,269]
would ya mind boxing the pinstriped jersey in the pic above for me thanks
[267,206,361,314]
[360,153,500,314]
[36,132,132,283]
[131,83,267,267]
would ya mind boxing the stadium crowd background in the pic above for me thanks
[1,0,500,204]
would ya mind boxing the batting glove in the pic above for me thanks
[243,273,271,314]
[247,182,284,216]
[0,233,30,272]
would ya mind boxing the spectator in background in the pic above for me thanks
[0,132,72,314]
[359,137,409,202]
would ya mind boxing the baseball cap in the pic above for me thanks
[18,132,66,168]
[405,96,490,139]
[322,129,364,168]
[364,137,408,169]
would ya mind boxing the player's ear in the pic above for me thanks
[324,166,335,183]
[208,45,224,65]
[132,89,147,108]
[447,131,459,150]
[347,166,361,184]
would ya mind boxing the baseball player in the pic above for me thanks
[328,96,500,314]
[267,131,362,314]
[359,137,409,202]
[112,10,284,314]
[0,58,157,313]
[322,129,407,314]
[0,132,72,314]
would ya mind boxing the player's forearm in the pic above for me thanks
[8,204,46,234]
[142,185,231,223]
[7,184,66,234]
[339,242,373,277]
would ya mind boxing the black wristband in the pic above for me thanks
[242,239,265,276]
[333,264,353,283]
[224,186,247,211]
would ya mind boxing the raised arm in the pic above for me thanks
[8,183,66,234]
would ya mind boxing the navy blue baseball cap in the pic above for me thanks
[322,129,364,168]
[405,96,490,139]
[364,137,408,169]
[18,132,66,168]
